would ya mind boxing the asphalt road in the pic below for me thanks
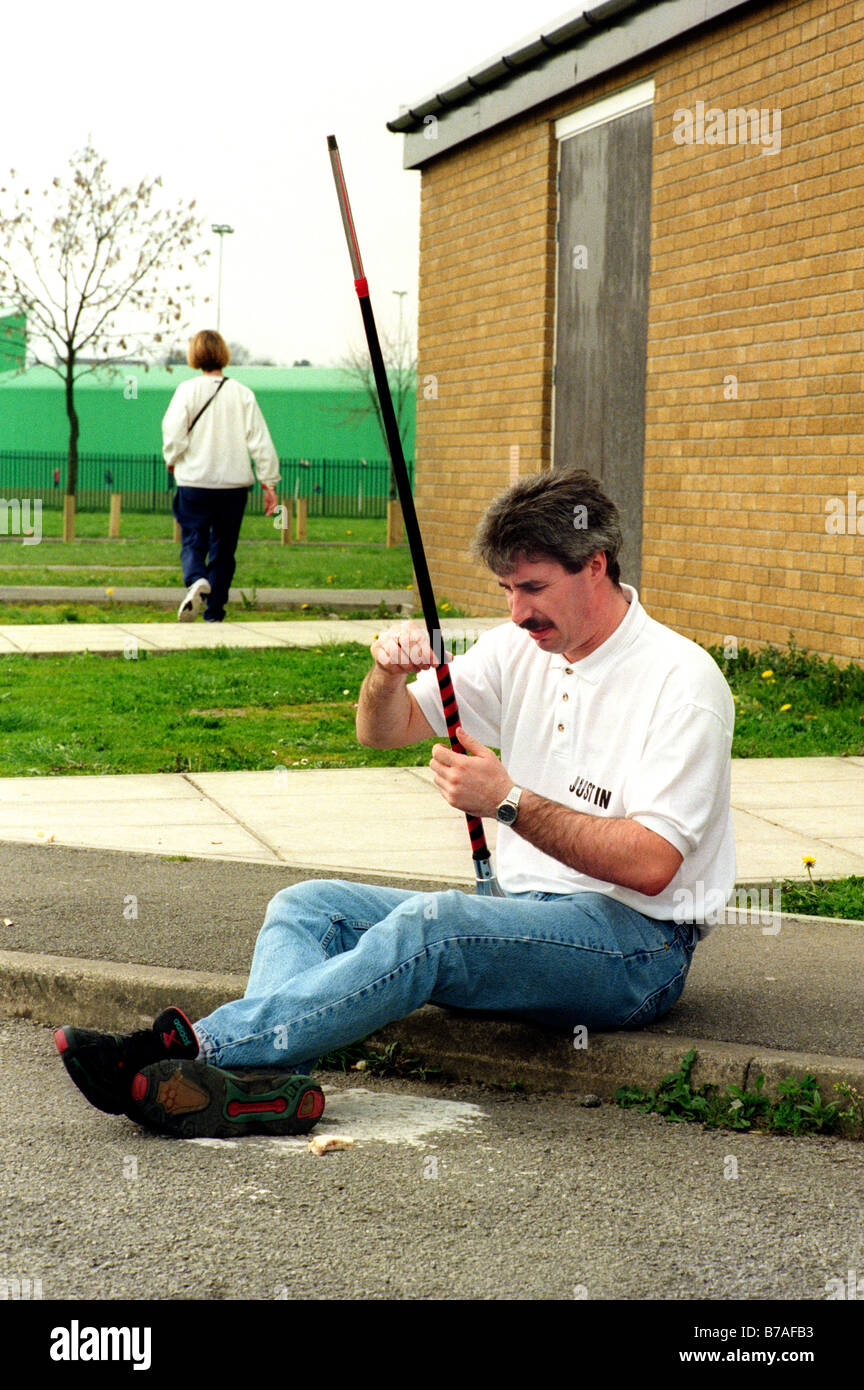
[0,841,430,974]
[2,1017,862,1307]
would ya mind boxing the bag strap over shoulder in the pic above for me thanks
[188,376,227,434]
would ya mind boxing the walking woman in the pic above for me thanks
[162,329,279,622]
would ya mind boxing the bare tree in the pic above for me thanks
[338,318,416,500]
[0,142,209,503]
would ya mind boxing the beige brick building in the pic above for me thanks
[388,0,863,662]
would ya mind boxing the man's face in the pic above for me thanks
[496,554,612,661]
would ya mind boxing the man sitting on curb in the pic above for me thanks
[55,469,735,1138]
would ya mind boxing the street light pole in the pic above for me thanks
[392,289,407,343]
[211,224,235,332]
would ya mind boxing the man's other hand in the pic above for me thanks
[430,726,512,818]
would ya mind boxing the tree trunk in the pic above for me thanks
[386,499,403,547]
[64,353,79,499]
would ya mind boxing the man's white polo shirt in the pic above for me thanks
[409,585,736,935]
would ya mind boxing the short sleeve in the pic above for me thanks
[409,631,503,747]
[623,703,733,858]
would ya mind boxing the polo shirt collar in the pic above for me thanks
[548,583,646,683]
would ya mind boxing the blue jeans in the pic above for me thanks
[172,485,249,621]
[193,880,698,1071]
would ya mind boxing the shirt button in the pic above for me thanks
[562,693,569,702]
[557,723,565,732]
[565,667,573,675]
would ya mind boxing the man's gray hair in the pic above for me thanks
[471,468,623,586]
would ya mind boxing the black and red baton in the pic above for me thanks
[327,134,502,897]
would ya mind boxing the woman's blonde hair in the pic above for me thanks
[187,330,230,372]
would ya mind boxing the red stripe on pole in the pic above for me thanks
[354,276,369,298]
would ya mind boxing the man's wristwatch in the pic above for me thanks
[496,786,523,826]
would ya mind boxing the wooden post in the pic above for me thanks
[296,496,307,542]
[279,498,293,546]
[386,499,403,547]
[109,493,122,538]
[62,494,76,543]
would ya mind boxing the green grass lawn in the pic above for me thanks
[0,646,434,777]
[708,640,864,757]
[0,639,861,777]
[0,511,412,591]
[7,511,389,544]
[773,875,864,920]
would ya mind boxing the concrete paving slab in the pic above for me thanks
[766,807,864,836]
[731,756,864,785]
[190,768,448,801]
[0,800,234,831]
[0,761,859,883]
[0,615,505,658]
[0,772,201,803]
[111,623,280,650]
[819,835,864,859]
[731,809,864,879]
[0,623,162,654]
[236,620,383,648]
[188,768,494,882]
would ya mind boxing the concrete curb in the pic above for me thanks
[5,948,863,1130]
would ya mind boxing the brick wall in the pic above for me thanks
[414,0,864,661]
[415,122,557,615]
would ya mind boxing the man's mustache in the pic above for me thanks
[519,618,552,631]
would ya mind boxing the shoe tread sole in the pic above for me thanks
[130,1061,325,1139]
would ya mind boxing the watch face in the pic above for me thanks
[497,803,517,826]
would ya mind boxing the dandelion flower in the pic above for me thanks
[780,703,791,712]
[761,669,773,679]
[802,856,815,866]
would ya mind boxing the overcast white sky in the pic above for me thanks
[4,0,567,365]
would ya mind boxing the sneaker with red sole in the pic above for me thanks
[54,1006,198,1116]
[128,1060,325,1139]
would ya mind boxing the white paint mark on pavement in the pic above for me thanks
[186,1088,488,1152]
[278,1087,488,1149]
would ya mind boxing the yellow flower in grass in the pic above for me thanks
[780,703,791,712]
[761,669,774,679]
[802,855,816,883]
[106,588,114,597]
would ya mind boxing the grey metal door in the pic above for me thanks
[553,103,653,586]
